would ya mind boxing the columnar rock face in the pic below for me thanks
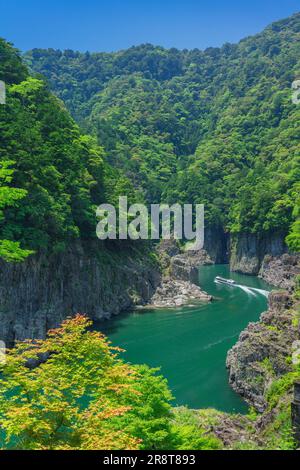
[156,228,228,267]
[229,233,300,290]
[230,233,287,278]
[226,291,298,412]
[0,242,161,346]
[203,228,229,264]
[0,236,216,346]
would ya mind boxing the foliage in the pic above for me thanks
[265,372,296,411]
[0,39,28,85]
[0,239,33,262]
[286,183,300,252]
[0,316,233,451]
[0,160,33,261]
[0,38,139,255]
[258,369,299,449]
[0,315,174,450]
[170,408,223,450]
[25,13,300,248]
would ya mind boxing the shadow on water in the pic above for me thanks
[94,265,275,414]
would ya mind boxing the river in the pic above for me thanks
[95,265,274,413]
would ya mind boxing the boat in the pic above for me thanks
[215,276,236,286]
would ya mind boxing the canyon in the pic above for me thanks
[0,230,297,345]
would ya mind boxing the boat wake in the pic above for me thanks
[236,284,270,298]
[247,287,270,298]
[215,278,270,298]
[236,284,257,296]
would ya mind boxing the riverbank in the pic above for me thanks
[177,283,300,450]
[227,290,297,412]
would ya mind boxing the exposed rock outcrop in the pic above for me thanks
[203,227,229,264]
[230,233,287,279]
[149,240,213,308]
[169,250,213,283]
[208,413,258,447]
[149,279,212,308]
[226,291,299,412]
[259,254,300,291]
[0,242,161,346]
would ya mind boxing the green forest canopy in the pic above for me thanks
[0,13,299,259]
[0,38,139,257]
[0,12,299,452]
[25,13,300,251]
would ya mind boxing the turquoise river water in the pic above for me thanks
[96,265,274,413]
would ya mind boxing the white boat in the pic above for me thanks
[215,276,236,286]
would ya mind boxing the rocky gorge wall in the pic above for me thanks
[0,229,226,346]
[226,290,299,412]
[203,227,229,264]
[0,227,298,347]
[148,242,213,308]
[259,254,300,290]
[0,236,215,345]
[229,233,300,289]
[200,228,298,289]
[230,233,286,275]
[0,242,161,346]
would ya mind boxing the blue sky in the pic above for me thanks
[0,0,299,52]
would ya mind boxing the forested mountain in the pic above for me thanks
[0,12,300,452]
[0,39,224,450]
[25,13,300,251]
[0,38,139,259]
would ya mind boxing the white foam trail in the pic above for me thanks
[214,279,270,298]
[248,287,270,298]
[236,284,258,297]
[201,333,238,351]
[236,284,270,298]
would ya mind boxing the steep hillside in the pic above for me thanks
[0,39,159,341]
[0,39,143,256]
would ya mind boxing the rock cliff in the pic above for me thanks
[0,242,161,346]
[148,240,212,308]
[259,254,300,290]
[230,233,287,276]
[226,291,299,412]
[229,233,299,290]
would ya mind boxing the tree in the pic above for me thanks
[25,13,300,245]
[0,315,174,450]
[0,160,33,261]
[286,183,300,253]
